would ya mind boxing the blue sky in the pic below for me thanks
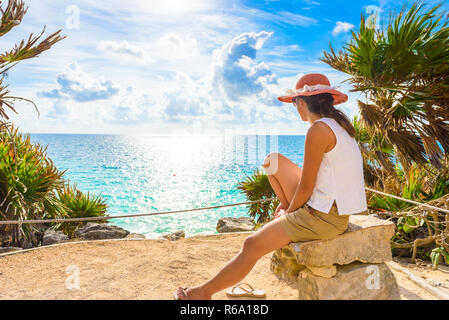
[3,0,447,135]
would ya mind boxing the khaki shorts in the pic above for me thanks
[279,203,349,242]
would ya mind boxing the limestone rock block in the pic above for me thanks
[42,230,69,246]
[216,217,255,233]
[270,247,306,286]
[74,223,130,240]
[290,215,395,267]
[306,265,337,278]
[297,262,400,300]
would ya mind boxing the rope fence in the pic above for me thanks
[365,187,449,214]
[0,187,448,226]
[0,197,277,225]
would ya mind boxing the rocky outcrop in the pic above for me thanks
[21,239,35,249]
[271,214,400,300]
[162,230,185,241]
[43,230,69,246]
[216,217,255,233]
[74,223,129,240]
[0,247,23,254]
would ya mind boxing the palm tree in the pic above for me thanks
[322,1,449,172]
[0,0,65,124]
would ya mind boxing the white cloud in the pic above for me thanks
[210,31,277,102]
[39,63,120,102]
[46,101,69,119]
[32,30,361,134]
[332,21,355,36]
[156,31,293,126]
[97,40,152,62]
[156,34,201,60]
[5,0,373,135]
[96,34,200,64]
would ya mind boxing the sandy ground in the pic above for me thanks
[0,232,445,300]
[392,257,449,295]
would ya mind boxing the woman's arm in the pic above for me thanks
[285,122,333,213]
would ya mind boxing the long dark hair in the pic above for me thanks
[297,93,355,137]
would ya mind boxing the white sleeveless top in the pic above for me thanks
[306,117,367,215]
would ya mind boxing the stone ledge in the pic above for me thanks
[297,262,400,300]
[270,214,400,299]
[288,215,395,268]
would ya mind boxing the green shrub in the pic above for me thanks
[431,247,449,269]
[237,168,278,224]
[0,126,66,245]
[0,126,110,245]
[54,184,108,238]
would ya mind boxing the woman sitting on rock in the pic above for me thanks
[175,73,368,300]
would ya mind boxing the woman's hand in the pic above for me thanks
[274,203,288,219]
[274,209,288,219]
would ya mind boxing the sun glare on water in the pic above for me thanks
[112,135,237,238]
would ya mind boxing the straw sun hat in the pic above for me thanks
[277,73,348,105]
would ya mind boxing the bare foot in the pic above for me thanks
[175,286,212,300]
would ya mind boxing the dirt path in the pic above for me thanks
[392,257,449,296]
[0,233,442,300]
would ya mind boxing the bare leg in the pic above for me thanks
[267,174,290,207]
[177,217,292,300]
[263,152,302,205]
[176,153,302,300]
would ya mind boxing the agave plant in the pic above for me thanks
[369,165,425,212]
[0,125,66,245]
[237,168,279,224]
[54,184,108,238]
[322,1,449,172]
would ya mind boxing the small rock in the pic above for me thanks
[216,217,255,233]
[43,230,69,246]
[126,233,146,239]
[21,239,34,249]
[74,222,130,240]
[0,247,23,254]
[162,230,185,241]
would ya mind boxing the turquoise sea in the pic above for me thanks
[30,134,305,238]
